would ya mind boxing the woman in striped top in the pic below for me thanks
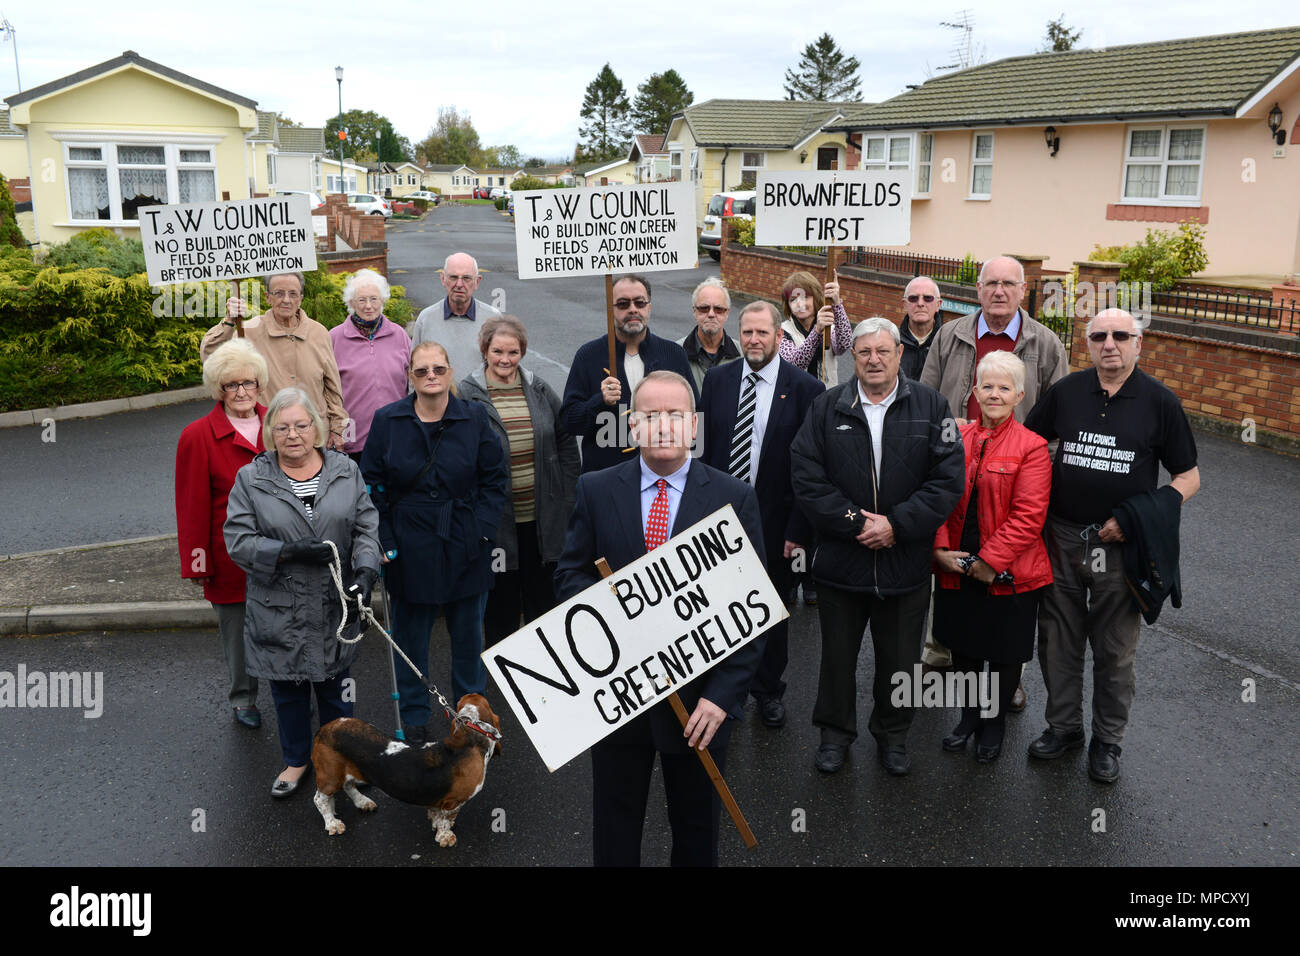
[460,316,580,646]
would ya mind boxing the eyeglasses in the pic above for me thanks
[353,296,383,306]
[411,365,450,378]
[1088,330,1136,343]
[272,421,315,436]
[906,294,937,304]
[693,304,728,314]
[221,380,259,393]
[614,298,650,309]
[980,280,1022,291]
[269,289,302,300]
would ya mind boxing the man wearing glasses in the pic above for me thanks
[1024,309,1199,783]
[677,277,741,392]
[412,251,501,381]
[202,272,348,450]
[899,276,944,381]
[918,256,1069,699]
[560,273,695,474]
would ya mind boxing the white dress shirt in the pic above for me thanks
[639,456,690,540]
[856,376,900,481]
[739,354,780,485]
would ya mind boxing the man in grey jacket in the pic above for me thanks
[918,255,1069,702]
[411,252,501,379]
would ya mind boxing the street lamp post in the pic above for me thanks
[1,17,21,92]
[335,66,344,193]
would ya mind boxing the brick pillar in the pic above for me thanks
[1271,282,1300,334]
[1009,254,1047,288]
[1072,260,1124,365]
[360,213,386,243]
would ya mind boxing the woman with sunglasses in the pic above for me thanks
[360,342,509,744]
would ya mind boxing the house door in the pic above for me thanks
[817,147,839,170]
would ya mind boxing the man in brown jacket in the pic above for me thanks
[201,272,349,450]
[918,255,1069,704]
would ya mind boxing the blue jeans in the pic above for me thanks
[268,673,352,766]
[390,592,487,727]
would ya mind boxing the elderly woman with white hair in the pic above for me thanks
[225,387,381,798]
[175,339,270,729]
[932,351,1053,763]
[329,268,412,464]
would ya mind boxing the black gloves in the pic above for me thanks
[278,538,334,565]
[347,567,380,605]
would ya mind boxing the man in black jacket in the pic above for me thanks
[899,275,943,381]
[791,317,965,775]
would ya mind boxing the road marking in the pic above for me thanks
[527,349,571,375]
[1155,623,1300,693]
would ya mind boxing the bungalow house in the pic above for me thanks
[575,157,635,186]
[629,133,669,183]
[828,25,1300,279]
[477,167,525,191]
[5,50,259,248]
[664,98,865,222]
[420,163,479,198]
[521,164,576,186]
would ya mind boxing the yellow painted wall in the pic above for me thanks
[0,136,28,180]
[14,64,255,246]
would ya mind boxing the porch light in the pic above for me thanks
[1267,103,1286,146]
[1044,125,1060,156]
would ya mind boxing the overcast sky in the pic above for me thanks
[3,1,1294,160]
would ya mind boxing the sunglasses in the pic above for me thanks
[1088,330,1136,343]
[411,365,450,378]
[693,304,728,314]
[906,294,937,304]
[614,298,650,309]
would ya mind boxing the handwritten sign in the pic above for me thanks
[139,195,317,285]
[482,505,787,770]
[754,170,911,247]
[513,183,697,279]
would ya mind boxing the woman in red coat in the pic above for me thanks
[933,351,1052,762]
[175,339,269,728]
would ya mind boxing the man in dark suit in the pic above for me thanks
[698,300,824,728]
[559,273,696,474]
[555,370,766,867]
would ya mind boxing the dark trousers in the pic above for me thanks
[751,556,793,701]
[391,592,487,727]
[484,521,558,647]
[812,582,930,748]
[950,652,1020,740]
[268,673,352,766]
[591,714,725,867]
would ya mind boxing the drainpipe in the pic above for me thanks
[720,145,730,192]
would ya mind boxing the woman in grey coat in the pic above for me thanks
[459,315,580,646]
[225,387,381,798]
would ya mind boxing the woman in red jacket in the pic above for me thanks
[933,351,1052,762]
[175,339,269,729]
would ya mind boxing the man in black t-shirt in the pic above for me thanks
[1024,309,1200,783]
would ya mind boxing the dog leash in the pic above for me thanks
[321,540,502,744]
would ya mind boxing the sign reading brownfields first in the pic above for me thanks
[513,183,697,279]
[139,195,317,286]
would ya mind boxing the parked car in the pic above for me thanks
[345,192,392,218]
[699,190,755,261]
[489,186,512,200]
[406,190,442,205]
[277,190,325,211]
[473,185,494,200]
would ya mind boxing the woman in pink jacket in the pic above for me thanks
[175,339,268,728]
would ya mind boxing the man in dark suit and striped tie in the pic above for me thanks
[698,301,825,728]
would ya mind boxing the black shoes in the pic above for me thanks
[815,743,847,773]
[802,584,818,607]
[942,713,979,752]
[1027,727,1086,759]
[1088,738,1122,783]
[878,746,911,776]
[975,723,1004,763]
[1010,683,1027,713]
[758,697,787,728]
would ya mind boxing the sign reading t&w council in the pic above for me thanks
[138,194,317,286]
[513,182,697,279]
[482,506,787,770]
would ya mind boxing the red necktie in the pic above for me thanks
[644,479,670,551]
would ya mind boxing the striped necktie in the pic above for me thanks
[728,371,760,483]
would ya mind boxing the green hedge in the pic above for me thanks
[0,234,413,411]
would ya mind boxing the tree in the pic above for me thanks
[274,112,303,128]
[375,120,412,163]
[417,107,483,166]
[784,34,862,101]
[525,157,547,168]
[1042,15,1081,52]
[324,109,409,161]
[577,63,631,162]
[494,144,523,168]
[630,69,693,135]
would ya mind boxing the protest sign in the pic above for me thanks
[513,182,697,279]
[482,505,787,771]
[138,195,317,286]
[754,170,911,247]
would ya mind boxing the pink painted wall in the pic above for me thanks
[890,88,1300,278]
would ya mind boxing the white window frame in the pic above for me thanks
[740,151,765,185]
[914,133,933,196]
[669,149,682,181]
[1119,124,1206,205]
[313,160,322,190]
[55,132,219,226]
[266,149,277,188]
[689,149,699,183]
[861,134,912,172]
[969,132,994,200]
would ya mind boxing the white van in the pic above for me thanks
[699,190,755,261]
